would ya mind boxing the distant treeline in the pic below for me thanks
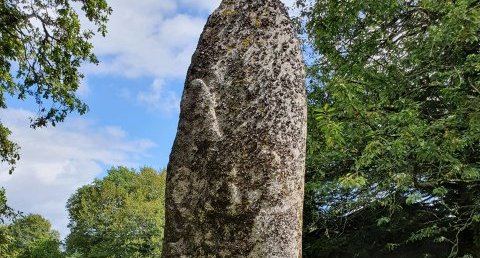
[0,167,166,258]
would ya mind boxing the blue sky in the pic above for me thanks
[0,0,297,238]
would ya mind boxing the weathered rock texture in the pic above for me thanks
[162,0,307,257]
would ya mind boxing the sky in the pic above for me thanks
[0,0,297,238]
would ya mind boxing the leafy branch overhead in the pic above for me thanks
[0,0,111,174]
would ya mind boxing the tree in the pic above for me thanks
[0,0,111,174]
[1,190,62,258]
[66,167,166,258]
[1,214,63,258]
[300,0,480,257]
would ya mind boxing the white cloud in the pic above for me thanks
[180,0,221,12]
[137,79,180,114]
[0,109,155,238]
[281,0,297,8]
[77,77,90,97]
[83,0,206,79]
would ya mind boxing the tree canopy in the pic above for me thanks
[66,167,166,258]
[0,0,111,174]
[300,0,480,257]
[0,213,63,258]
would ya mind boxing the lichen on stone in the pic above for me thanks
[162,0,307,257]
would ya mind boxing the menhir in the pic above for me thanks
[162,0,307,257]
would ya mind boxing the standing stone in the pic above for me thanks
[162,0,306,257]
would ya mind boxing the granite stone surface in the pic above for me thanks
[162,0,307,257]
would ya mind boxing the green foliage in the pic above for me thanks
[0,224,18,258]
[301,0,480,257]
[0,187,17,223]
[0,0,111,174]
[19,237,64,258]
[66,167,166,258]
[0,214,63,258]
